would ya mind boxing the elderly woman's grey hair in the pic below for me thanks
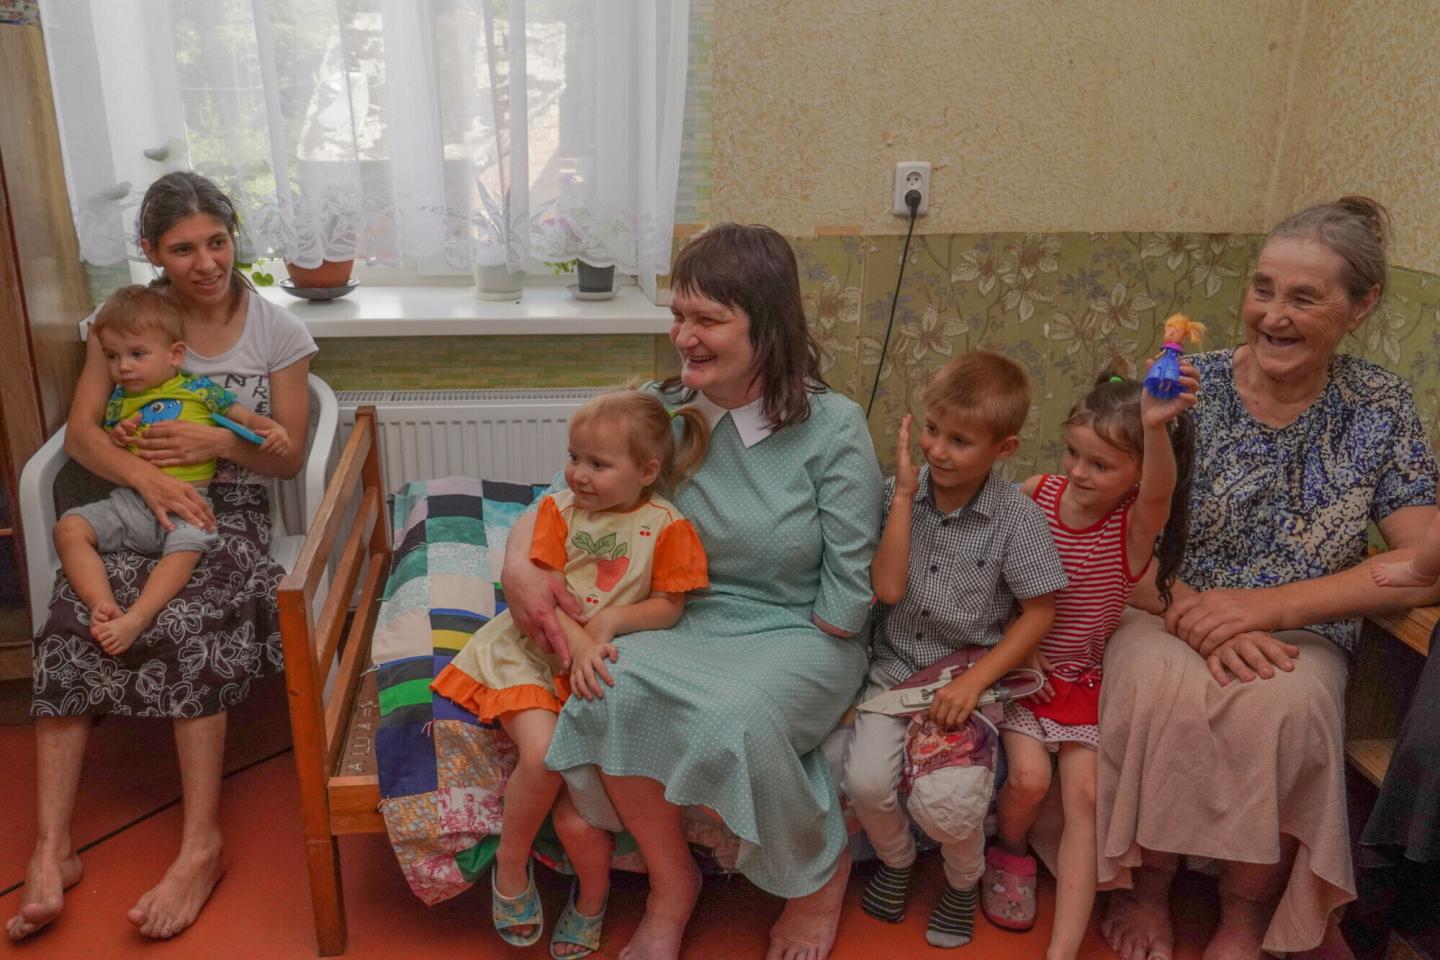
[1266,195,1392,307]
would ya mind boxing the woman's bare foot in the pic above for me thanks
[4,851,83,940]
[766,848,850,960]
[1201,893,1270,960]
[1102,885,1174,960]
[127,844,227,939]
[93,609,148,656]
[619,861,701,960]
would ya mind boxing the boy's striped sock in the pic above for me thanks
[861,863,913,923]
[925,882,978,948]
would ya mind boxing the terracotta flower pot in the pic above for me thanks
[285,259,354,289]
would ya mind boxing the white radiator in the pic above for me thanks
[335,388,603,489]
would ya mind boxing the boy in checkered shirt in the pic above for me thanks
[842,351,1066,948]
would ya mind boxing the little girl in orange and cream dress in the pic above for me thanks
[432,388,710,959]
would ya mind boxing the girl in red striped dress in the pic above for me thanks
[982,369,1198,960]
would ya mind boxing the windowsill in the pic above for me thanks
[254,283,672,338]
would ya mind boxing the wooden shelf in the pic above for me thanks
[1366,606,1435,656]
[1346,738,1395,787]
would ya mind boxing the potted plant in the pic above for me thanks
[473,180,524,300]
[576,259,615,296]
[280,180,358,290]
[284,258,354,289]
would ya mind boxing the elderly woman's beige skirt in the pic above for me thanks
[1096,609,1353,954]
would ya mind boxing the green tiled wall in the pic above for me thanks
[310,335,675,391]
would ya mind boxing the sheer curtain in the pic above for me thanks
[39,0,690,293]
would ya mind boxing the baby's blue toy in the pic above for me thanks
[212,413,265,445]
[1143,314,1206,400]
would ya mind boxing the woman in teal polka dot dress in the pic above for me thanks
[503,224,883,960]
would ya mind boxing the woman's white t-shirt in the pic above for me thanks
[181,293,318,485]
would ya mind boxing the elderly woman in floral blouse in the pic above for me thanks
[1096,196,1440,960]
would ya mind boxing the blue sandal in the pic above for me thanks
[492,861,543,947]
[549,882,607,959]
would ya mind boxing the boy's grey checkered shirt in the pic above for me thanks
[870,466,1068,684]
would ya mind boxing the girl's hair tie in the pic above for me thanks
[1109,375,1125,383]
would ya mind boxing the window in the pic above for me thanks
[41,0,690,295]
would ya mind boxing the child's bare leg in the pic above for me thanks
[1048,743,1098,960]
[94,551,201,656]
[553,788,612,921]
[495,709,564,932]
[54,516,119,632]
[997,730,1053,855]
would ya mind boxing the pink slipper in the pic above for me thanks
[980,846,1036,931]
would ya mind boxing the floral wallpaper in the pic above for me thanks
[790,231,1440,479]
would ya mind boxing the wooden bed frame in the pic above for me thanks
[277,406,389,957]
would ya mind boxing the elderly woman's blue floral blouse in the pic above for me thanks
[1184,349,1437,650]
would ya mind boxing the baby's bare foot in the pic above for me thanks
[94,609,148,656]
[1370,561,1437,589]
[86,600,119,641]
[5,850,83,941]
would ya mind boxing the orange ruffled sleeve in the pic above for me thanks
[529,495,570,572]
[651,519,709,593]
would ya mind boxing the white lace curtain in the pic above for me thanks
[40,0,690,290]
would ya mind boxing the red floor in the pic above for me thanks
[0,678,1219,959]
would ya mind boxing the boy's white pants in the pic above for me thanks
[841,666,991,890]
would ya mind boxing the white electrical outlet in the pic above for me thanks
[893,161,930,216]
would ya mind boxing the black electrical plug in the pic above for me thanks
[904,189,922,213]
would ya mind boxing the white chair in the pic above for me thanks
[19,373,339,634]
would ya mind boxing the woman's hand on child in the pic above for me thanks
[930,675,982,729]
[570,641,619,700]
[894,415,920,499]
[1140,360,1200,428]
[129,419,233,468]
[506,565,584,666]
[134,470,216,531]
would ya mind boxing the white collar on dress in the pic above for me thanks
[688,391,774,448]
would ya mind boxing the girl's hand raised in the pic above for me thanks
[1140,360,1200,428]
[894,414,920,499]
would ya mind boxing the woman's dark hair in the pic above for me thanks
[1266,195,1391,310]
[1067,373,1195,609]
[137,171,253,299]
[661,223,826,430]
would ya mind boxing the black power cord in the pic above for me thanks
[865,188,922,418]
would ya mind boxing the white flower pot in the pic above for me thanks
[474,263,524,301]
